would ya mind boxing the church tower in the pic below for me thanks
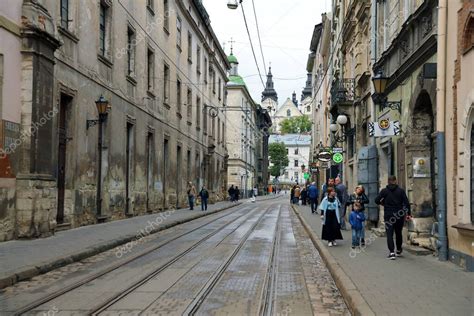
[301,73,313,101]
[261,66,278,103]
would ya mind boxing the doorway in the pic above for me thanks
[177,145,182,208]
[146,132,153,213]
[57,94,72,224]
[163,138,169,209]
[126,123,134,215]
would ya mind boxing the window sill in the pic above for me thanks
[452,223,474,237]
[126,75,137,86]
[147,90,156,99]
[147,6,155,16]
[58,26,79,43]
[98,54,113,68]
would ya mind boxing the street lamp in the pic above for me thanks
[227,0,241,9]
[87,95,111,219]
[371,70,402,113]
[329,114,354,144]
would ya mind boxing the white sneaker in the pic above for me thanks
[328,242,333,247]
[332,241,337,246]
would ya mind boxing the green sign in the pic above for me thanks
[304,172,310,180]
[332,153,343,164]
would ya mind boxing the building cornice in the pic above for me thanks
[0,15,21,36]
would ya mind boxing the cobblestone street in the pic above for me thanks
[0,197,349,315]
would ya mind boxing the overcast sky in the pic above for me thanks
[203,0,330,106]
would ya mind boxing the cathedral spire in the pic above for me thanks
[261,66,278,103]
[301,72,313,101]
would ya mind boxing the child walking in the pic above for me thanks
[349,202,366,249]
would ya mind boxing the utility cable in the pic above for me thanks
[251,0,267,71]
[240,1,266,89]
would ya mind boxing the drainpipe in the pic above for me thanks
[370,0,377,147]
[436,0,448,261]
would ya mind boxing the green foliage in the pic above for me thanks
[279,115,312,134]
[268,142,289,178]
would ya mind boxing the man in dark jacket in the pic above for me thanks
[375,175,412,260]
[308,182,319,214]
[335,177,349,230]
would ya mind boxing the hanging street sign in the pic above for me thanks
[332,152,344,164]
[316,151,332,162]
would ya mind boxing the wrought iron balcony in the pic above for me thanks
[330,79,355,107]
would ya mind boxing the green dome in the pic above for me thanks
[229,75,245,85]
[227,53,239,64]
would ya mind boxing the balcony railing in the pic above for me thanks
[330,79,355,106]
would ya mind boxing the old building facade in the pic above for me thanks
[225,51,259,198]
[444,0,474,271]
[0,0,229,241]
[308,0,473,270]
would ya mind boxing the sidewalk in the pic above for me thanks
[0,194,281,289]
[294,203,473,316]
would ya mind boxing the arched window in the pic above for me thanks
[286,109,291,117]
[463,15,474,54]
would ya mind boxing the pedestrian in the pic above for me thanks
[294,185,301,204]
[199,186,209,211]
[375,175,412,260]
[320,178,335,218]
[252,186,258,202]
[349,202,366,249]
[228,185,235,202]
[301,186,308,205]
[187,182,197,210]
[308,182,319,214]
[335,177,349,230]
[234,186,240,201]
[290,185,295,203]
[348,185,370,246]
[319,187,343,247]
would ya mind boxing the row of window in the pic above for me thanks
[60,0,225,120]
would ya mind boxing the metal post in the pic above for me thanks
[96,114,104,217]
[437,132,448,261]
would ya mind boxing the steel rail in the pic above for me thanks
[90,205,270,315]
[184,204,280,315]
[260,205,282,316]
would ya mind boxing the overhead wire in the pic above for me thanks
[251,0,267,71]
[240,1,266,89]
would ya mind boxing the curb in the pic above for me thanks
[0,202,244,290]
[291,205,375,316]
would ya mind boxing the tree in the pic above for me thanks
[268,142,289,178]
[279,115,312,134]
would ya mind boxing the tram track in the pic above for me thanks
[183,204,280,316]
[90,204,274,315]
[11,203,262,315]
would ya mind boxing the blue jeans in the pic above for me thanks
[188,195,195,210]
[309,198,318,213]
[352,228,363,246]
[201,198,208,211]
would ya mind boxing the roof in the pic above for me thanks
[227,53,238,64]
[269,134,311,146]
[228,75,245,86]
